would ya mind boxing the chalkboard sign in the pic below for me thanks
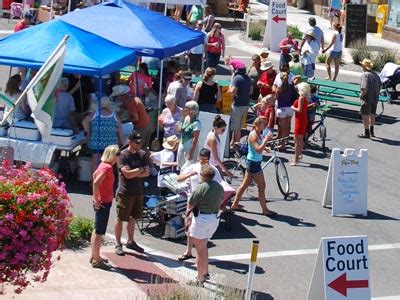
[345,4,368,47]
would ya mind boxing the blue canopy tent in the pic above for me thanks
[0,20,137,155]
[60,2,206,138]
[60,2,205,59]
[0,19,137,76]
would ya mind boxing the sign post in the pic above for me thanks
[323,148,368,217]
[263,0,287,52]
[307,236,370,300]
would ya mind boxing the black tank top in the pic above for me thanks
[198,81,218,105]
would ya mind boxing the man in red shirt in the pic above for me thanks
[111,85,152,150]
[279,32,299,67]
[14,12,33,32]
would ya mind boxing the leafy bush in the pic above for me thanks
[317,53,327,63]
[0,162,72,294]
[288,24,303,40]
[372,50,397,71]
[351,43,372,66]
[249,24,263,41]
[65,216,94,244]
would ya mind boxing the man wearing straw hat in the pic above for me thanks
[358,58,381,138]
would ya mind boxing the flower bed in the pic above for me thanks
[0,161,73,294]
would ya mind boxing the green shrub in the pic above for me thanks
[288,24,303,40]
[317,53,327,63]
[249,24,263,41]
[65,216,94,244]
[350,41,372,65]
[372,50,396,71]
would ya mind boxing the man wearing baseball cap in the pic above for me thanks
[14,12,33,32]
[111,85,152,150]
[299,17,324,53]
[114,131,150,256]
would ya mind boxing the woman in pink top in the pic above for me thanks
[90,145,120,270]
[128,63,154,100]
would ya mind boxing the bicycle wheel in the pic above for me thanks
[274,158,290,197]
[222,160,245,188]
[319,124,327,153]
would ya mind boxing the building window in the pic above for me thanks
[388,0,400,27]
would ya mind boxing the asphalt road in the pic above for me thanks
[1,19,400,299]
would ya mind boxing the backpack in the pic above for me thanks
[237,136,249,157]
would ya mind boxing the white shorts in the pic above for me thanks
[189,213,219,240]
[276,107,294,118]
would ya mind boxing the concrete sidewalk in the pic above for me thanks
[243,2,400,64]
[1,244,184,300]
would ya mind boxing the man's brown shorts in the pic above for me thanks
[360,100,377,115]
[116,193,143,222]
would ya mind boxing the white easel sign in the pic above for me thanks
[307,236,370,300]
[323,148,368,216]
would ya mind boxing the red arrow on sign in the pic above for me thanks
[272,15,286,23]
[328,273,369,297]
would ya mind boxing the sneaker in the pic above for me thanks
[92,259,111,270]
[126,241,144,253]
[357,133,370,139]
[115,244,125,256]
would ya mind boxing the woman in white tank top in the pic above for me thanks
[204,115,232,178]
[322,22,344,81]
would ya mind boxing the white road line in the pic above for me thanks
[0,30,13,34]
[209,243,400,262]
[372,296,400,300]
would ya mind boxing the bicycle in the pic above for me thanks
[304,104,336,154]
[223,137,291,197]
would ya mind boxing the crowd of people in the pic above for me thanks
[2,0,384,285]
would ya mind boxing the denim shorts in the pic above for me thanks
[94,202,112,235]
[246,159,263,175]
[329,51,342,59]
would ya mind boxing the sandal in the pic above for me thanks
[263,210,278,217]
[290,161,299,166]
[231,207,247,212]
[178,254,195,261]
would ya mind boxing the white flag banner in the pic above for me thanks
[27,36,68,137]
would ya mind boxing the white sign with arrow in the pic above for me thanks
[307,236,370,300]
[263,0,287,52]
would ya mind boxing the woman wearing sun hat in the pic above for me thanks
[257,61,277,98]
[150,135,179,188]
[301,30,319,79]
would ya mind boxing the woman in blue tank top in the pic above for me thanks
[231,117,278,217]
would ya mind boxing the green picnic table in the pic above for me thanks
[309,79,390,117]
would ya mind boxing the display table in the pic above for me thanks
[0,132,85,168]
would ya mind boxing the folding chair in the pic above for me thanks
[137,194,166,235]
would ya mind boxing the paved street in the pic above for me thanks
[1,5,400,299]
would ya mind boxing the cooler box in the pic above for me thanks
[9,120,40,141]
[42,128,76,146]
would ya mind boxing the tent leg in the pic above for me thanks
[96,77,102,166]
[164,2,167,16]
[49,0,54,21]
[156,59,164,139]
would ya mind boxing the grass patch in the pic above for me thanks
[64,216,94,249]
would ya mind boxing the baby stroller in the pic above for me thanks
[380,62,400,102]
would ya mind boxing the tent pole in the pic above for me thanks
[49,0,53,21]
[8,66,12,78]
[67,0,71,13]
[156,59,164,139]
[96,76,102,167]
[200,5,206,75]
[134,58,139,97]
[164,1,167,16]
